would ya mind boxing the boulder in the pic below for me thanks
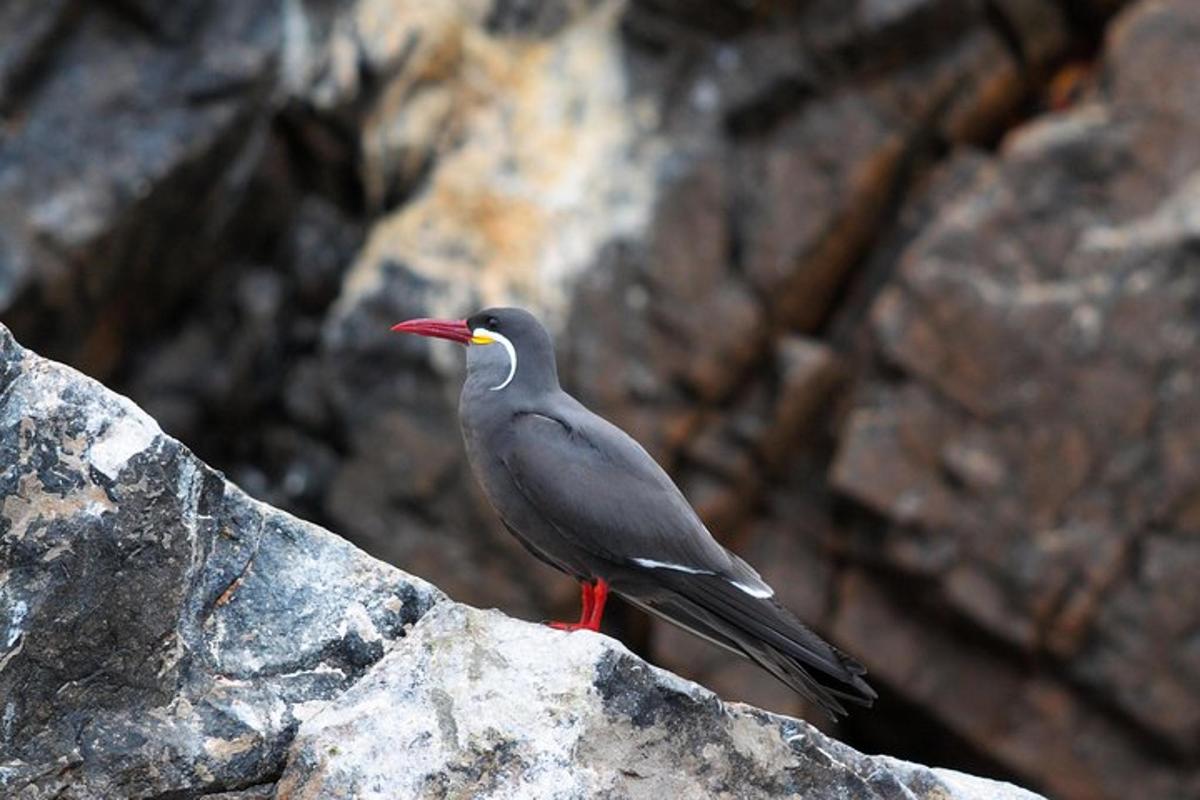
[277,604,1043,800]
[0,328,1045,799]
[0,323,441,797]
[0,1,281,371]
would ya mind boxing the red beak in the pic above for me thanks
[391,317,473,344]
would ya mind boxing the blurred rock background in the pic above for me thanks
[1,0,1196,798]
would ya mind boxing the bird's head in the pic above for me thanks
[391,306,558,393]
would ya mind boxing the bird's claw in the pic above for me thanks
[547,620,594,632]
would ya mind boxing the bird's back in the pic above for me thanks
[460,384,766,591]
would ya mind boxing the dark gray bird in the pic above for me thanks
[393,307,875,717]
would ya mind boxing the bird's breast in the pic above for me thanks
[458,408,592,578]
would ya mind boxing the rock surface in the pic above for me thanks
[277,604,1042,800]
[3,0,1198,798]
[0,327,1045,799]
[0,324,441,797]
[830,2,1200,796]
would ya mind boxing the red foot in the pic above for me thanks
[548,579,609,632]
[548,621,591,632]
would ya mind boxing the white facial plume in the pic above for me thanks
[474,328,517,391]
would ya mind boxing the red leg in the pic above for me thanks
[580,581,595,622]
[549,581,595,631]
[584,579,609,631]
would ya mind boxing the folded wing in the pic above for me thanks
[499,408,876,717]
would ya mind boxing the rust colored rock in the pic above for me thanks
[737,92,906,332]
[759,337,843,467]
[833,569,1191,800]
[832,0,1200,792]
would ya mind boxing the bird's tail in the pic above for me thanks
[623,572,876,718]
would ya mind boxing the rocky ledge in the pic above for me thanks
[0,324,1041,799]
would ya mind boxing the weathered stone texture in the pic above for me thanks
[0,325,1041,799]
[0,325,441,797]
[831,0,1200,782]
[4,0,1196,797]
[276,604,1043,800]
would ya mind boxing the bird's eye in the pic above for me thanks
[487,316,499,328]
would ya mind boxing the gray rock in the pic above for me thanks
[0,324,441,798]
[0,325,1044,798]
[0,1,281,364]
[277,603,1044,800]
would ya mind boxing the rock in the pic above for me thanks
[5,0,1192,797]
[0,1,281,372]
[276,603,1042,800]
[830,0,1200,795]
[326,0,666,323]
[312,0,1078,632]
[0,0,1093,636]
[0,324,442,798]
[0,326,1046,799]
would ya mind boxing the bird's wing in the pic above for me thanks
[501,407,876,717]
[499,409,761,587]
[623,589,874,717]
[643,571,877,717]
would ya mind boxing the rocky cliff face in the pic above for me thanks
[0,326,1042,799]
[2,1,1197,798]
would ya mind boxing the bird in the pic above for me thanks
[392,307,876,717]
